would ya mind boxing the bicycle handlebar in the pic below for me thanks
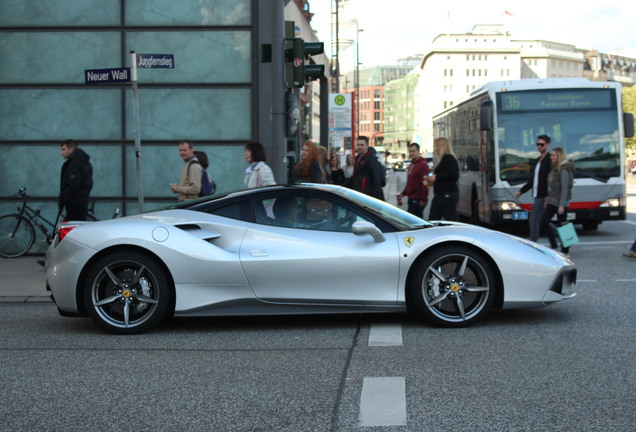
[15,188,28,199]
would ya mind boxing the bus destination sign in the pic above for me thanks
[498,89,614,112]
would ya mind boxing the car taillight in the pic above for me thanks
[58,226,77,242]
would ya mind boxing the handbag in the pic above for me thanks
[556,222,579,248]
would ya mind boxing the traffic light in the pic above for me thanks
[285,38,325,88]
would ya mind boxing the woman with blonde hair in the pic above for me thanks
[425,137,460,220]
[540,146,575,256]
[294,141,325,183]
[343,154,355,178]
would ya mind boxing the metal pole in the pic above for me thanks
[130,51,144,213]
[355,24,363,142]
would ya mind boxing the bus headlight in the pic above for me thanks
[599,197,625,208]
[494,201,523,211]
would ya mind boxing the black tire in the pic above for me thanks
[409,246,496,327]
[0,215,35,258]
[83,251,173,334]
[582,222,599,231]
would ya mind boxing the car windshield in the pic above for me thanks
[335,187,433,230]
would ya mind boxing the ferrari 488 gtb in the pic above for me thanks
[46,184,576,334]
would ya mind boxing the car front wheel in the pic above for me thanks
[410,246,496,327]
[83,251,173,334]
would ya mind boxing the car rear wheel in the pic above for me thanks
[410,246,496,327]
[83,251,172,334]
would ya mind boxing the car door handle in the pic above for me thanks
[250,250,268,257]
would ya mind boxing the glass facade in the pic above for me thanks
[0,0,258,251]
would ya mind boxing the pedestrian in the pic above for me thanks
[624,238,636,259]
[540,147,575,256]
[59,139,93,221]
[329,153,346,185]
[350,135,385,200]
[397,142,430,217]
[244,141,276,188]
[425,137,459,221]
[343,154,355,179]
[317,145,331,183]
[515,135,552,242]
[294,141,325,183]
[170,139,202,201]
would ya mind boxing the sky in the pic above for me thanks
[309,0,636,73]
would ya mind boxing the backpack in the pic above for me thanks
[188,152,216,197]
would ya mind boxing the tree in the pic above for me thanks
[623,86,636,148]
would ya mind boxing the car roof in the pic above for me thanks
[175,183,347,208]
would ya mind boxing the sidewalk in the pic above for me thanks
[0,256,51,303]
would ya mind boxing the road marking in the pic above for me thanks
[574,241,633,246]
[368,323,403,346]
[616,279,636,282]
[359,377,407,427]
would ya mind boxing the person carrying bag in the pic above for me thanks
[539,147,576,257]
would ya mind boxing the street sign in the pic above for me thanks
[328,93,352,147]
[136,54,175,69]
[84,67,131,85]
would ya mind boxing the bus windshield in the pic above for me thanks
[496,89,621,184]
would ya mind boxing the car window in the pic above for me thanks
[209,202,243,220]
[257,195,367,232]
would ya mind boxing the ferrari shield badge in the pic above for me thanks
[403,237,414,247]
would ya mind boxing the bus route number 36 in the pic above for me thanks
[503,95,521,110]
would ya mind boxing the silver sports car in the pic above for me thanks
[46,184,576,334]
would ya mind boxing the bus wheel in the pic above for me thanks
[582,222,599,231]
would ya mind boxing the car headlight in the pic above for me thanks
[493,201,523,211]
[599,197,625,208]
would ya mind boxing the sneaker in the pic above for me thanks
[624,251,636,259]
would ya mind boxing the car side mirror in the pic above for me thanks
[352,221,385,243]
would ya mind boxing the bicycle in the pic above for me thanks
[0,188,121,258]
[0,188,61,258]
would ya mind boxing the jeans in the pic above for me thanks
[540,204,569,253]
[528,197,546,242]
[407,198,426,218]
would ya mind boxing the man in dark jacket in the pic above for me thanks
[397,143,430,217]
[515,134,552,242]
[59,139,93,221]
[351,135,385,200]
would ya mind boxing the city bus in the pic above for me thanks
[433,78,634,230]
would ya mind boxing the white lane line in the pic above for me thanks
[368,323,403,346]
[616,279,636,282]
[359,377,407,427]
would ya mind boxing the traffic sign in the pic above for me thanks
[84,67,131,85]
[136,54,175,69]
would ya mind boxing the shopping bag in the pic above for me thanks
[556,222,579,248]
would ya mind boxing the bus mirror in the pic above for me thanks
[480,100,493,131]
[624,112,634,138]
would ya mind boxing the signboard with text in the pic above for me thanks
[328,93,352,148]
[135,54,175,69]
[84,67,130,85]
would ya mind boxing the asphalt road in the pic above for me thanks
[1,172,635,431]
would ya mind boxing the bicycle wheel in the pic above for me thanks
[0,214,36,258]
